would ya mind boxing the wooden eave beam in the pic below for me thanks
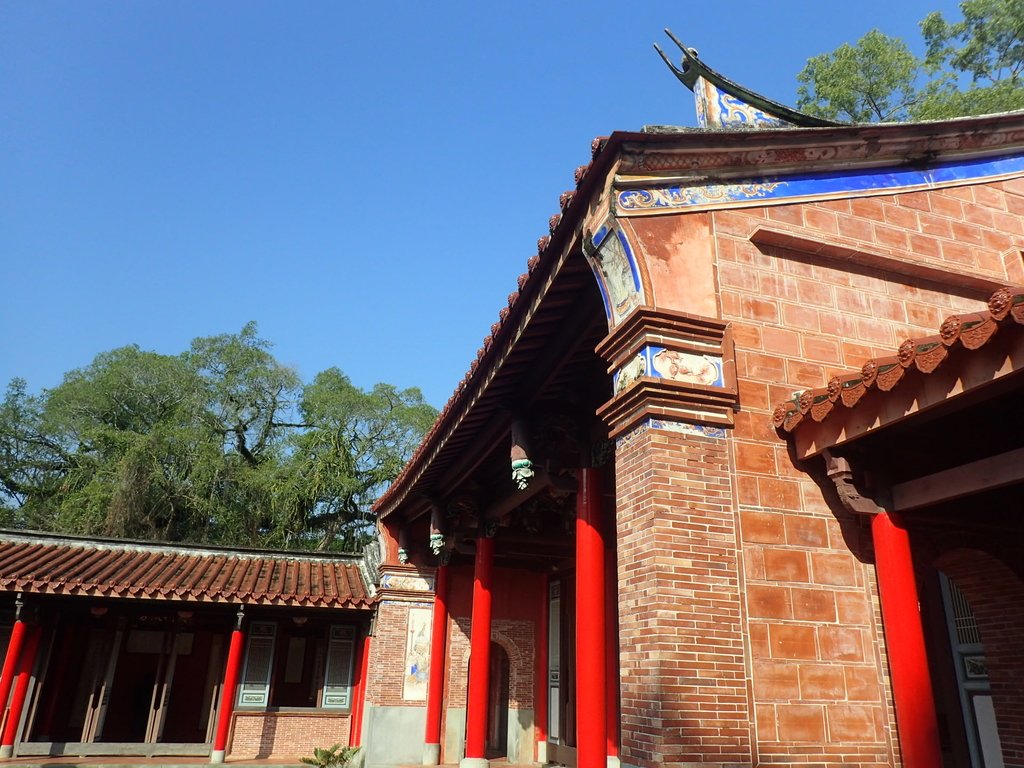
[892,446,1024,512]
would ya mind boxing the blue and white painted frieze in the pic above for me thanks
[695,77,787,130]
[615,417,727,447]
[613,344,724,392]
[617,152,1024,215]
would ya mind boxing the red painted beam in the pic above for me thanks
[423,564,450,764]
[872,512,942,768]
[463,535,494,765]
[576,468,607,768]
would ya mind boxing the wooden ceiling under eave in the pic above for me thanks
[393,246,611,532]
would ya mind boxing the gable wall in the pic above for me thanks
[709,178,1024,766]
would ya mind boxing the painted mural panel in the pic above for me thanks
[586,226,643,327]
[402,606,432,701]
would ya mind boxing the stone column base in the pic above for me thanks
[607,756,621,768]
[459,758,489,768]
[422,743,441,765]
[0,746,14,760]
[209,748,225,764]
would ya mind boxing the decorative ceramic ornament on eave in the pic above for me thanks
[582,220,646,328]
[655,29,842,130]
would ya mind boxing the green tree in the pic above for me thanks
[0,325,436,551]
[797,0,1024,122]
[797,30,923,122]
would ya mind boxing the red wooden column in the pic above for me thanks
[349,629,371,748]
[872,511,941,768]
[423,564,451,765]
[461,532,494,768]
[0,625,41,758]
[0,597,28,745]
[605,526,620,768]
[576,467,607,768]
[534,574,548,763]
[211,609,246,764]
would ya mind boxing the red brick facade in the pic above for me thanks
[229,712,351,759]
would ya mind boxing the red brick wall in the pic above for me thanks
[702,178,1024,766]
[614,424,751,767]
[445,616,535,709]
[365,598,433,707]
[229,712,350,759]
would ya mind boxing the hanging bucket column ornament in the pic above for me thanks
[510,420,535,490]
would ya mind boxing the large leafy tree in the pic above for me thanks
[797,0,1024,122]
[0,324,436,551]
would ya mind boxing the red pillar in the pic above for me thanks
[0,625,40,756]
[349,630,371,747]
[211,611,246,763]
[576,467,607,768]
[423,564,450,765]
[0,611,28,729]
[605,531,620,765]
[872,512,942,768]
[534,574,548,762]
[462,534,494,768]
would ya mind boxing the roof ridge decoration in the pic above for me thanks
[655,29,842,130]
[773,285,1024,435]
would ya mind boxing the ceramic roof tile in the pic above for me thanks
[0,532,372,609]
[774,285,1024,434]
[374,135,613,516]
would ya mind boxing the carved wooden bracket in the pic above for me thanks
[824,450,883,516]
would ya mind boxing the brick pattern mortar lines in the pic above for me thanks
[229,712,351,759]
[615,426,751,767]
[446,616,536,709]
[709,181,1024,765]
[366,599,433,707]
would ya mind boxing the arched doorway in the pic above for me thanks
[920,546,1024,768]
[485,641,510,759]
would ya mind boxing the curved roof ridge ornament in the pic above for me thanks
[655,29,843,129]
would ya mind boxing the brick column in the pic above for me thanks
[615,425,751,767]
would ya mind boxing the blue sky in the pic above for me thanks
[1,1,962,409]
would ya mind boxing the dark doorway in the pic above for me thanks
[486,642,510,758]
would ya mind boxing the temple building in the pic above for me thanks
[367,37,1024,768]
[0,531,374,762]
[0,37,1023,768]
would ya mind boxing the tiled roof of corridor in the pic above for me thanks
[773,285,1024,434]
[0,530,373,609]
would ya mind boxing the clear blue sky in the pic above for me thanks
[1,1,962,409]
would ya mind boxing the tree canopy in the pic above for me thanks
[797,0,1024,122]
[0,323,437,552]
